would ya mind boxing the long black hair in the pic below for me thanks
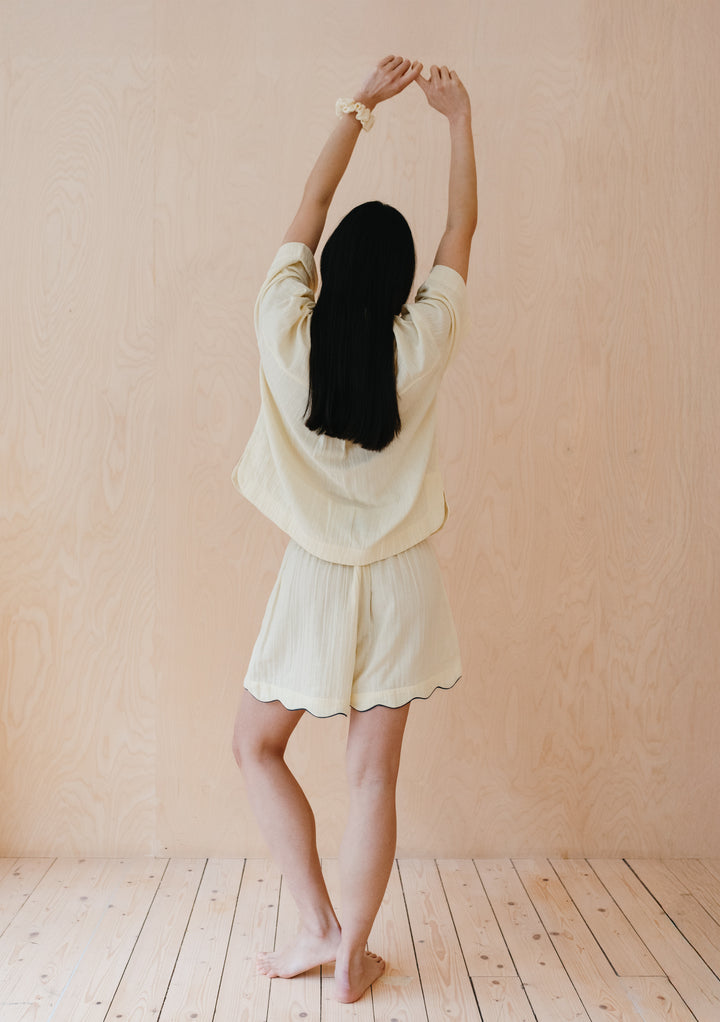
[304,201,416,452]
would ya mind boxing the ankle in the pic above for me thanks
[302,915,341,941]
[336,935,370,964]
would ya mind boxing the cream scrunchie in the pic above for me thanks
[335,98,375,131]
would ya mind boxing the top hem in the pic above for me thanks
[232,465,448,565]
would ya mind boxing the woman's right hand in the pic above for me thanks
[415,65,471,122]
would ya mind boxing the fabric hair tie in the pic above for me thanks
[335,98,375,131]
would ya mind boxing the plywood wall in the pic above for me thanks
[1,0,719,859]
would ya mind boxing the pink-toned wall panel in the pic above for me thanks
[1,0,719,857]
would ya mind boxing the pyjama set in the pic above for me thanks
[232,242,469,718]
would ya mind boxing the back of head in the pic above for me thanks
[305,202,415,452]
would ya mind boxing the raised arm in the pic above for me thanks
[282,55,423,253]
[415,66,477,282]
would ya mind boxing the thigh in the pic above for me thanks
[345,703,410,787]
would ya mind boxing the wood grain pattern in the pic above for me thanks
[474,859,590,1020]
[398,859,483,1020]
[590,858,720,1019]
[213,858,278,1022]
[106,858,205,1020]
[550,857,661,977]
[472,977,536,1022]
[437,858,516,978]
[513,858,649,1020]
[0,857,718,1020]
[0,52,157,856]
[157,857,245,1021]
[1,0,719,860]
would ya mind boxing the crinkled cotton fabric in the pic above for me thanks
[231,242,469,566]
[243,538,462,717]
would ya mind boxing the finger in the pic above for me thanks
[399,59,422,82]
[441,65,450,79]
[397,68,422,92]
[380,54,396,65]
[414,72,430,92]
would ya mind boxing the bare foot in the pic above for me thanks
[256,924,341,979]
[334,950,385,1003]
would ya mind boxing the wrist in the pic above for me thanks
[448,110,472,128]
[353,92,377,112]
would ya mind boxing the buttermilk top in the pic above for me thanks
[232,241,469,565]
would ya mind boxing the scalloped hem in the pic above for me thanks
[244,671,462,720]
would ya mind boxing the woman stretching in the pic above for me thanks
[232,54,477,1004]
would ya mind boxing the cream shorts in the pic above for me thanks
[244,538,463,717]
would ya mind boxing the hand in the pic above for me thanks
[415,65,471,122]
[355,54,423,109]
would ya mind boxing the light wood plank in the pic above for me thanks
[514,858,656,1021]
[628,860,720,981]
[472,977,536,1021]
[213,858,279,1022]
[399,859,481,1020]
[665,860,720,927]
[105,858,205,1020]
[266,874,321,1021]
[3,857,720,1022]
[0,859,54,936]
[551,858,661,976]
[438,858,515,978]
[0,860,18,884]
[704,862,720,885]
[475,859,590,1021]
[620,977,698,1022]
[591,859,720,1020]
[158,857,245,1022]
[369,860,427,1022]
[46,858,166,1021]
[0,858,137,1021]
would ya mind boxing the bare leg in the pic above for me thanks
[232,691,341,977]
[334,702,410,1003]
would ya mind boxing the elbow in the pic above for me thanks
[446,215,477,239]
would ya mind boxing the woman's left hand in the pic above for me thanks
[355,55,423,109]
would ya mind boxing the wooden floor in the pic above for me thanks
[1,858,720,1021]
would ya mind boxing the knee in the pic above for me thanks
[346,755,401,795]
[232,723,285,773]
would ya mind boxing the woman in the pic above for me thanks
[232,55,477,1004]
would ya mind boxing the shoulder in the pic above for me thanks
[262,242,318,289]
[253,243,317,381]
[404,262,469,340]
[255,242,317,333]
[394,264,470,389]
[257,242,318,309]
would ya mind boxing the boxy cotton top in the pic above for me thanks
[232,241,469,565]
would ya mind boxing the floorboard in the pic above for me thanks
[0,858,719,1021]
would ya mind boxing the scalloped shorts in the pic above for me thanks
[243,537,462,717]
